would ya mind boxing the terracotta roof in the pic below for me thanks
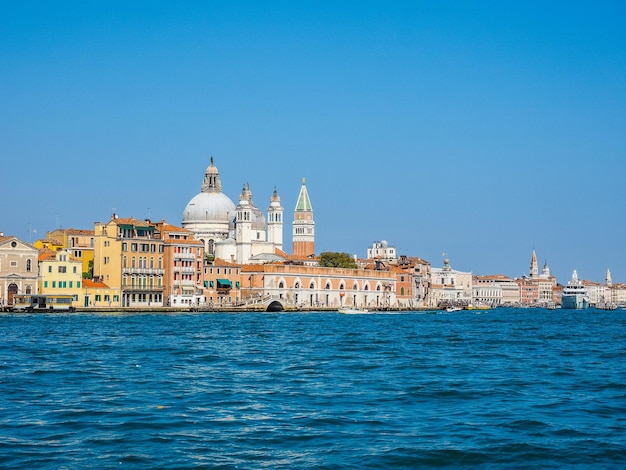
[83,279,110,289]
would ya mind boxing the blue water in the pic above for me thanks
[1,309,625,469]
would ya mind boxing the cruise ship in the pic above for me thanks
[561,270,590,309]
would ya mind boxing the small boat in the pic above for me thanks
[338,307,369,314]
[465,304,491,311]
[446,307,463,312]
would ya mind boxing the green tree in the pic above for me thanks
[319,252,358,269]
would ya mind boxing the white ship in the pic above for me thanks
[561,270,589,309]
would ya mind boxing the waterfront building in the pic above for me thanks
[38,248,82,308]
[93,215,165,308]
[429,258,472,308]
[202,258,242,307]
[472,274,521,307]
[82,278,120,308]
[382,255,430,309]
[241,263,396,310]
[155,221,205,308]
[609,283,626,307]
[0,233,39,307]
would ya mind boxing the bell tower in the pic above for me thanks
[292,178,315,258]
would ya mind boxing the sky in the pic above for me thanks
[1,1,625,284]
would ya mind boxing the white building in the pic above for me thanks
[182,158,285,265]
[429,258,472,307]
[367,240,397,263]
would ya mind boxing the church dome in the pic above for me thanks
[182,192,235,223]
[182,157,236,224]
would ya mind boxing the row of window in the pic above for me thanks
[43,281,82,288]
[121,242,164,253]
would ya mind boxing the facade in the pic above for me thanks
[82,278,121,308]
[367,240,397,264]
[156,221,205,308]
[241,263,396,310]
[0,234,39,308]
[429,258,472,307]
[38,248,82,308]
[46,228,95,277]
[182,158,286,265]
[93,216,165,308]
[201,258,243,306]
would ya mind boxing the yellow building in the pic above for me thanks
[82,278,121,308]
[46,228,95,277]
[38,248,82,308]
[93,215,165,308]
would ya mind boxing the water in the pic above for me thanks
[1,309,625,469]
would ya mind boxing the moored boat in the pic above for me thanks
[561,270,589,310]
[338,307,369,314]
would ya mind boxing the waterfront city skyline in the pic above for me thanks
[2,2,625,284]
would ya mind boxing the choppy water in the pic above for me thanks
[1,308,625,469]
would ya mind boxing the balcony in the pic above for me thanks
[122,267,165,275]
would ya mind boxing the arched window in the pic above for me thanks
[325,283,331,290]
[294,282,300,289]
[279,281,284,288]
[309,282,315,289]
[401,287,405,296]
[26,259,32,272]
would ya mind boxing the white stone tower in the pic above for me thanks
[267,187,283,251]
[235,183,253,264]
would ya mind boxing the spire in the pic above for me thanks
[606,268,613,287]
[530,249,539,278]
[295,178,313,211]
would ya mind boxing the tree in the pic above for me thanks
[319,252,358,269]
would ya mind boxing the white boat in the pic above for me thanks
[561,270,590,310]
[446,307,463,312]
[338,307,369,314]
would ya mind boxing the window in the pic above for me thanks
[58,266,67,273]
[73,267,77,274]
[26,259,32,272]
[44,281,48,288]
[48,266,52,273]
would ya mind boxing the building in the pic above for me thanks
[38,248,82,308]
[93,216,165,308]
[155,221,205,308]
[367,240,397,264]
[429,257,472,308]
[0,234,39,308]
[241,263,396,310]
[182,158,286,265]
[82,278,121,308]
[45,228,95,277]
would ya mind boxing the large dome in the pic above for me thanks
[182,192,235,223]
[182,157,236,225]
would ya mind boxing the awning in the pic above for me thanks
[217,279,232,289]
[203,281,208,288]
[235,281,240,288]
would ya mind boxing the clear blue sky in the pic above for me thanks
[2,1,625,284]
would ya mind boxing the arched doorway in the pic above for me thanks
[7,283,18,307]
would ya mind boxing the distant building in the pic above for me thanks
[0,234,39,307]
[429,258,472,307]
[473,274,521,307]
[367,240,397,264]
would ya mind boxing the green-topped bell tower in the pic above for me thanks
[292,178,315,258]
